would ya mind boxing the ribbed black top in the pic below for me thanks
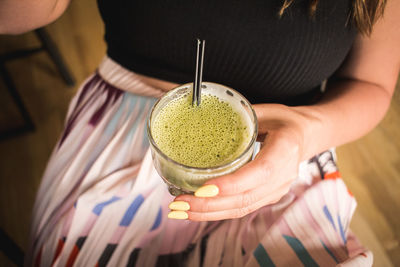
[97,0,357,105]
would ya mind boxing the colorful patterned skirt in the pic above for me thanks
[26,56,372,267]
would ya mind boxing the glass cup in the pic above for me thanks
[147,82,258,196]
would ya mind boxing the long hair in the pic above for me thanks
[279,0,387,35]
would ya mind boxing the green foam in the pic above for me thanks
[152,93,250,168]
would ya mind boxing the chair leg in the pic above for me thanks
[35,28,75,87]
[0,63,35,140]
[0,228,24,267]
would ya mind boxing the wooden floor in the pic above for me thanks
[0,0,399,266]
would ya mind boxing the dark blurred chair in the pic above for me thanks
[0,228,24,267]
[0,27,75,140]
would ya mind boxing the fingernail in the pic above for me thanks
[168,201,190,211]
[168,211,188,220]
[194,184,219,197]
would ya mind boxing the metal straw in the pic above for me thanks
[192,39,205,106]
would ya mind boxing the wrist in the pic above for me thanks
[291,105,327,161]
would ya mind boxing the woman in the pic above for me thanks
[1,0,399,266]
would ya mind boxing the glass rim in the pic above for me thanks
[147,81,258,171]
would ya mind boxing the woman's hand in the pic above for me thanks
[169,104,320,221]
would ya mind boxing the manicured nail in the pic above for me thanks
[168,211,188,220]
[194,184,219,197]
[168,201,190,211]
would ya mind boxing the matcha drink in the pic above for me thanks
[152,93,250,168]
[148,82,257,196]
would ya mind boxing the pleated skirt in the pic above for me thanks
[26,56,372,267]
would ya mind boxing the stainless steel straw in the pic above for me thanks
[192,39,205,106]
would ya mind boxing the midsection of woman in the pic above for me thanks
[97,0,357,105]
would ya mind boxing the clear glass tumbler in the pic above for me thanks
[147,82,258,196]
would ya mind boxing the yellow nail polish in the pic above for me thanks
[168,211,188,220]
[194,184,219,197]
[168,201,190,211]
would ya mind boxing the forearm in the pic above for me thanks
[0,0,70,34]
[295,78,394,161]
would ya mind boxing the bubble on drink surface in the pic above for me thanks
[152,93,251,168]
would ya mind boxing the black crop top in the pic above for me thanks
[97,0,357,105]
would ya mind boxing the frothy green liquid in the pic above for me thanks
[152,93,250,168]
